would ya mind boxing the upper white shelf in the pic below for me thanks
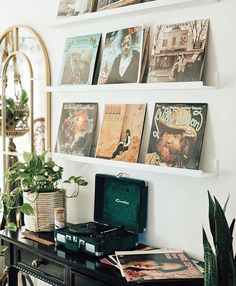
[52,152,216,178]
[47,0,218,28]
[45,82,215,93]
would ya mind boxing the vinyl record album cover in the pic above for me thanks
[148,19,209,83]
[98,26,144,84]
[96,104,146,162]
[146,103,207,169]
[57,0,95,17]
[59,33,101,85]
[116,249,203,282]
[96,0,140,11]
[55,102,98,156]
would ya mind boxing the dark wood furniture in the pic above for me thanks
[1,228,203,286]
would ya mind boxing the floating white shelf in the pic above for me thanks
[45,82,215,93]
[52,152,216,178]
[47,0,218,28]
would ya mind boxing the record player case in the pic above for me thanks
[55,173,148,256]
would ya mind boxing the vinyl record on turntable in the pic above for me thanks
[68,222,98,235]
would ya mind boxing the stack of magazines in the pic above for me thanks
[101,248,204,283]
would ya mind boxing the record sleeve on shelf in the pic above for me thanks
[146,103,208,170]
[55,102,98,156]
[98,25,147,84]
[96,104,146,163]
[59,33,101,85]
[57,0,95,17]
[147,19,210,83]
[96,0,141,11]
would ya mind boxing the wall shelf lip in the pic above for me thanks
[47,0,218,28]
[51,152,215,178]
[45,82,215,93]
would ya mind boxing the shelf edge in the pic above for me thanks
[51,152,216,178]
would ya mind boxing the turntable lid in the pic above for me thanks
[94,174,148,233]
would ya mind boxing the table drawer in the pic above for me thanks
[71,271,108,286]
[17,248,65,285]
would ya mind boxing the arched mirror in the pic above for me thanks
[0,25,51,220]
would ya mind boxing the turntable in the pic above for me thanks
[55,174,148,256]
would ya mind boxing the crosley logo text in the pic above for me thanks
[115,199,129,206]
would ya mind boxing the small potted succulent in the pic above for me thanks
[2,151,88,232]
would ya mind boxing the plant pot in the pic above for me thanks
[23,190,65,232]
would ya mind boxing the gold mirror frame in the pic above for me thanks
[0,24,51,151]
[0,25,51,193]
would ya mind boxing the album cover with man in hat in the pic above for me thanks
[146,103,207,170]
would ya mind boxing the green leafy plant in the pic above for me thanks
[1,151,88,233]
[5,89,29,129]
[203,191,236,286]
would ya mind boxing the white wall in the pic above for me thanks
[0,0,236,262]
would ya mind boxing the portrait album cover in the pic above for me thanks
[96,0,141,11]
[97,26,146,84]
[95,104,146,163]
[146,103,208,169]
[59,33,101,85]
[147,19,210,83]
[57,0,95,17]
[115,249,204,282]
[55,103,98,156]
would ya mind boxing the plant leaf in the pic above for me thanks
[0,245,8,253]
[208,191,216,245]
[229,219,235,238]
[203,228,218,286]
[5,222,17,231]
[214,196,234,286]
[20,203,34,215]
[23,151,32,163]
[223,193,230,213]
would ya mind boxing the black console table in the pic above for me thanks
[1,228,203,286]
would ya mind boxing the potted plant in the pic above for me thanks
[2,151,88,232]
[203,191,236,286]
[0,88,29,136]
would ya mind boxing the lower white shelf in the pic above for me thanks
[51,152,217,178]
[45,82,216,93]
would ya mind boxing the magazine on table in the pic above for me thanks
[57,0,95,17]
[100,246,157,270]
[59,33,101,85]
[115,249,204,282]
[98,25,146,84]
[95,104,146,163]
[147,19,210,83]
[96,0,140,11]
[55,102,98,156]
[146,103,208,170]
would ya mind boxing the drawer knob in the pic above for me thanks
[32,258,44,267]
